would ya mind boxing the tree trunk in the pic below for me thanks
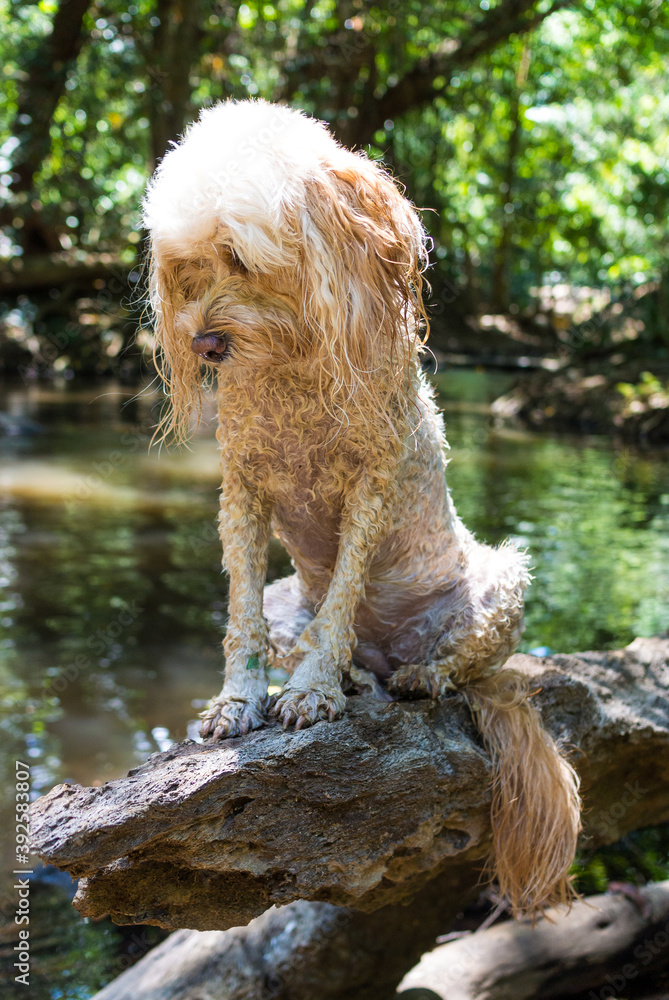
[0,252,131,293]
[146,0,204,167]
[491,44,531,313]
[88,880,669,1000]
[30,637,669,930]
[6,0,92,253]
[89,867,481,1000]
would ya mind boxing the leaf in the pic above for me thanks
[246,653,261,671]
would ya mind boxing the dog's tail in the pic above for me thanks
[463,667,581,917]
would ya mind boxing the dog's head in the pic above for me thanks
[143,99,429,441]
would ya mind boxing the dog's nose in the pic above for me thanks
[191,334,228,364]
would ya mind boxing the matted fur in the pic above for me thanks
[465,670,581,914]
[145,101,428,444]
[142,99,581,916]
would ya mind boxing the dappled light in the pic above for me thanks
[2,1,669,995]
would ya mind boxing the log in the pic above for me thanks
[90,880,669,1000]
[397,880,669,999]
[89,868,481,1000]
[30,638,669,933]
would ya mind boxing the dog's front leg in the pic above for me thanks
[272,476,389,730]
[200,478,271,740]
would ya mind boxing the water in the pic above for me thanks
[1,371,668,996]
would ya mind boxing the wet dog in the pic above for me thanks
[142,99,580,915]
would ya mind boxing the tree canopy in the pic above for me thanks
[2,0,669,371]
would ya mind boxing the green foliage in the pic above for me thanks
[387,6,669,311]
[574,827,669,895]
[617,370,669,414]
[3,0,669,323]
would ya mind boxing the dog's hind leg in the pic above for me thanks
[388,541,530,696]
[200,476,272,739]
[385,543,579,913]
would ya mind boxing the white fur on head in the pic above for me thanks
[143,100,338,272]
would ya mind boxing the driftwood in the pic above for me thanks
[31,637,669,929]
[30,637,669,999]
[90,880,669,1000]
[90,869,481,1000]
[398,880,669,999]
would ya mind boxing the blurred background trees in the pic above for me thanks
[2,7,669,989]
[1,0,669,396]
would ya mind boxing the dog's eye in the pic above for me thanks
[173,260,211,299]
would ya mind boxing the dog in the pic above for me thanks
[142,99,581,916]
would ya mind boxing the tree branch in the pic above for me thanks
[88,879,669,1000]
[399,880,669,999]
[0,252,132,293]
[343,0,575,145]
[10,0,92,198]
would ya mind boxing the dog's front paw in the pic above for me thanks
[199,696,267,740]
[387,663,455,700]
[270,686,346,730]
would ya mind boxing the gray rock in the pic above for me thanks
[30,638,669,934]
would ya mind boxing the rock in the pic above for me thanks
[30,638,669,933]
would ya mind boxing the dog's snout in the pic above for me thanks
[191,334,228,364]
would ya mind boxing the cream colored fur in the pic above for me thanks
[143,99,581,916]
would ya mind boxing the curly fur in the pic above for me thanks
[142,98,581,916]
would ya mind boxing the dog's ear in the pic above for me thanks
[148,252,206,444]
[299,156,428,401]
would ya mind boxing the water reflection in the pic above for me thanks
[2,374,668,790]
[0,373,668,996]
